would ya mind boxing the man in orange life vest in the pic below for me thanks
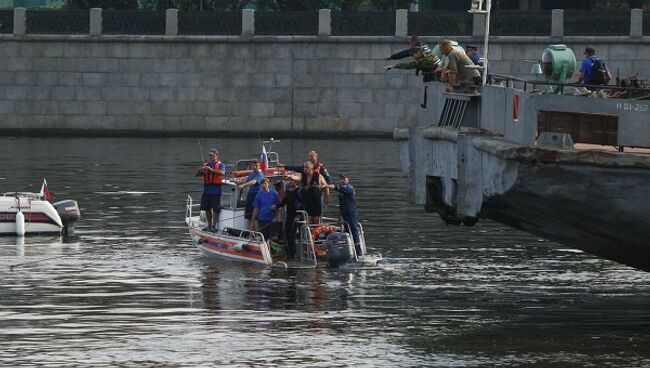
[196,149,226,231]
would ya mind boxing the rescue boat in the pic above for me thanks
[0,191,81,236]
[185,141,382,269]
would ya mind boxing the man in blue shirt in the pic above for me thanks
[577,47,611,86]
[237,160,265,222]
[195,149,226,231]
[251,178,279,241]
[465,45,490,76]
[328,174,363,257]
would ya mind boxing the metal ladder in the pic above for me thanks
[437,94,471,128]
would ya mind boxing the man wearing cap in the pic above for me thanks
[328,174,362,257]
[196,149,226,231]
[577,47,611,86]
[439,39,481,92]
[385,35,433,61]
[385,47,441,75]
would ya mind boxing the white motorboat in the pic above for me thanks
[0,182,81,236]
[186,140,382,269]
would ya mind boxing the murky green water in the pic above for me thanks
[1,137,649,367]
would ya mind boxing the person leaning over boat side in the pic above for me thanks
[385,35,433,61]
[385,47,440,75]
[237,160,265,223]
[251,178,280,241]
[327,173,362,257]
[195,149,226,231]
[276,179,303,260]
[439,39,481,93]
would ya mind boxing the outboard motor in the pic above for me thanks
[325,232,354,268]
[53,200,81,236]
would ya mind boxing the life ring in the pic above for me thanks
[233,170,251,178]
[310,225,338,258]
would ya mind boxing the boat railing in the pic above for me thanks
[357,222,368,257]
[221,227,266,243]
[2,192,42,200]
[295,210,317,266]
[186,195,203,226]
[487,74,650,97]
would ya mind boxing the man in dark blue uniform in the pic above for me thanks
[328,173,362,257]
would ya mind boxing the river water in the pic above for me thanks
[0,137,648,367]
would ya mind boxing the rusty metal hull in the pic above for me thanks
[482,161,650,272]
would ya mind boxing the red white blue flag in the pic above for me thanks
[260,145,269,172]
[39,179,52,201]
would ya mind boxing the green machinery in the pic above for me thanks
[531,44,577,94]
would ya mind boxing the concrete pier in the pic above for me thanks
[396,82,650,271]
[1,35,650,137]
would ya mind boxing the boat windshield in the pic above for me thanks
[236,186,248,209]
[221,185,234,210]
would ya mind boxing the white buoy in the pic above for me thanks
[15,210,25,237]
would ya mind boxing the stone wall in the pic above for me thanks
[0,35,649,137]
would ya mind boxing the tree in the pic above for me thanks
[368,0,413,11]
[66,0,139,9]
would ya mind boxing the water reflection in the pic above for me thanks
[0,137,649,367]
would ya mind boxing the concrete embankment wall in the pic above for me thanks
[1,35,649,137]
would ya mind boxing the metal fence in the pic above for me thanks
[0,10,12,34]
[1,9,646,37]
[408,11,472,36]
[26,10,89,34]
[178,11,241,35]
[491,11,551,36]
[332,11,394,36]
[565,11,630,36]
[255,11,318,35]
[103,10,165,35]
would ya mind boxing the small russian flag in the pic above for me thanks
[260,145,269,173]
[39,179,52,201]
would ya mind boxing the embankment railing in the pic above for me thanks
[0,9,648,38]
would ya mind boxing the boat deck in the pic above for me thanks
[575,144,650,154]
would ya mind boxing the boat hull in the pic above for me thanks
[189,227,273,266]
[0,197,63,235]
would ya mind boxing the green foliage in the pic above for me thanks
[329,0,363,11]
[368,0,413,10]
[256,0,328,11]
[66,0,139,9]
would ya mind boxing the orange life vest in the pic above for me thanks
[203,160,223,185]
